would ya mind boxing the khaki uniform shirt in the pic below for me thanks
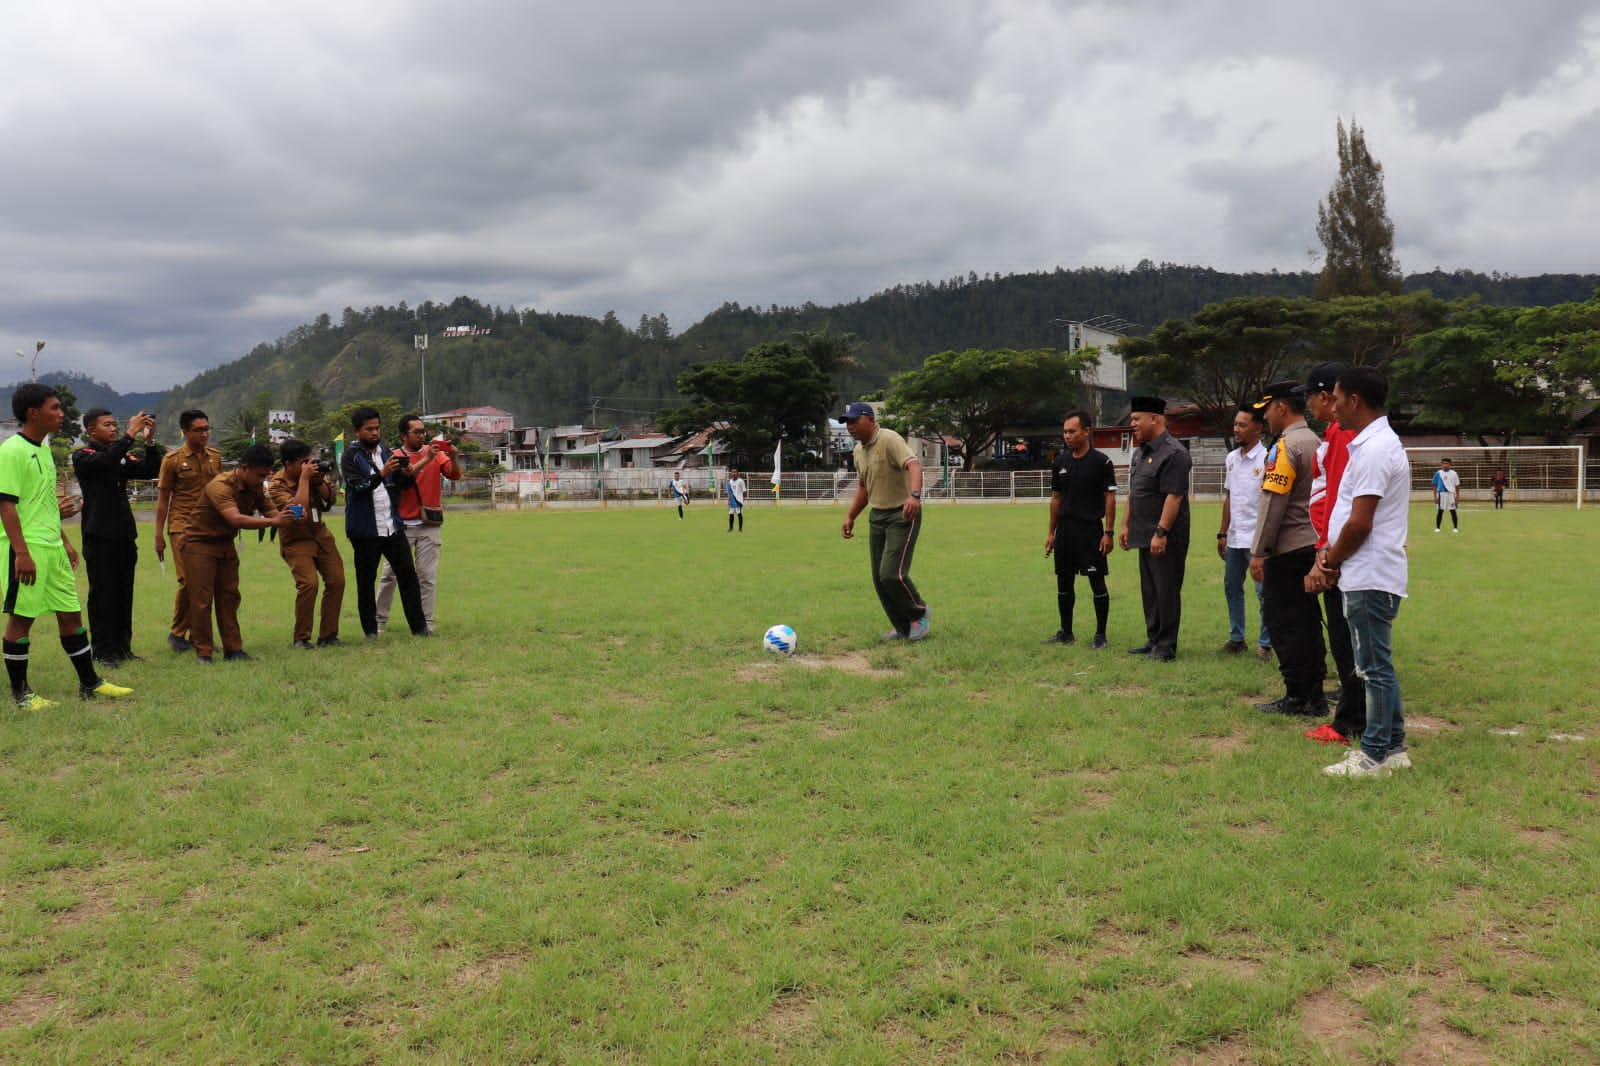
[186,470,271,543]
[853,428,916,509]
[267,469,336,549]
[1251,420,1320,557]
[157,444,222,534]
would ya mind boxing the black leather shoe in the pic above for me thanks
[222,650,255,662]
[292,640,316,651]
[1150,648,1176,662]
[1090,634,1108,649]
[1041,631,1075,645]
[93,656,121,670]
[1254,697,1304,715]
[317,636,342,647]
[1127,644,1153,655]
[168,634,194,652]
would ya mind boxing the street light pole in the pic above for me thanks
[14,340,45,382]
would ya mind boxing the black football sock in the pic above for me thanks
[1089,575,1111,636]
[1055,575,1075,636]
[61,629,99,687]
[4,638,30,698]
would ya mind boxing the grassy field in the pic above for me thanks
[2,501,1597,1064]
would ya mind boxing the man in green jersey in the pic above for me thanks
[0,384,133,710]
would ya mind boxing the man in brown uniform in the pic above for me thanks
[268,440,345,650]
[179,445,292,664]
[154,410,222,652]
[1249,381,1326,716]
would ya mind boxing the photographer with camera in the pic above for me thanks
[269,441,345,650]
[340,407,429,640]
[375,414,462,635]
[72,409,164,666]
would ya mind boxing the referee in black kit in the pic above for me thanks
[1043,410,1117,648]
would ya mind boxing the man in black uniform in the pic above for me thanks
[71,409,164,667]
[1119,395,1191,662]
[1043,410,1117,648]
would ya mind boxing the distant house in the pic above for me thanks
[654,423,727,468]
[560,434,676,471]
[0,417,18,444]
[541,426,605,469]
[428,406,514,435]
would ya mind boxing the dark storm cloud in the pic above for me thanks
[3,1,1599,391]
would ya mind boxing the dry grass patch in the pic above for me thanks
[452,950,535,989]
[0,986,58,1032]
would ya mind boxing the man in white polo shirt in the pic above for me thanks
[1306,366,1412,777]
[1217,403,1271,660]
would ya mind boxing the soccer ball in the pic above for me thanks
[763,624,797,656]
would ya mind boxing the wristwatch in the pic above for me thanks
[910,491,921,499]
[1154,526,1169,538]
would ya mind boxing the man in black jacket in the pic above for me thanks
[71,409,164,666]
[340,406,429,640]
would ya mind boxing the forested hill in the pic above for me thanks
[146,264,1600,431]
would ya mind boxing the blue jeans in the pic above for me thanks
[1223,546,1270,647]
[1343,589,1404,761]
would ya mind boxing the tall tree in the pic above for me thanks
[658,342,835,467]
[1315,119,1402,299]
[1118,297,1326,431]
[886,348,1092,468]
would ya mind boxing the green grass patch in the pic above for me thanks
[2,502,1597,1062]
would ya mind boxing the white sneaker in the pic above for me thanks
[1433,528,1441,533]
[1385,749,1413,770]
[1452,528,1459,534]
[1323,750,1390,777]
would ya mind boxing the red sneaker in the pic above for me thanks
[1304,723,1351,745]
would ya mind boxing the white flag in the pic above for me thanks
[771,440,782,487]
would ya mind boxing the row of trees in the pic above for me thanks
[1118,292,1600,441]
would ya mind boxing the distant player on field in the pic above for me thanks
[1432,457,1461,533]
[725,467,746,532]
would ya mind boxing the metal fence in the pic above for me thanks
[118,455,1599,513]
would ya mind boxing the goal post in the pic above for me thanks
[1402,445,1586,510]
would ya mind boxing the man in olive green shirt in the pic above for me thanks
[840,402,929,641]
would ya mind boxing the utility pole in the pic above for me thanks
[414,333,428,413]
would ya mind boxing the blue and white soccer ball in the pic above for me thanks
[763,624,798,656]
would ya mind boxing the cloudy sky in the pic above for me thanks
[4,0,1598,392]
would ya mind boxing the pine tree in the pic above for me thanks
[1315,119,1401,299]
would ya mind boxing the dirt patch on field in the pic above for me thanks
[737,653,899,680]
[0,986,57,1031]
[452,950,535,989]
[1298,970,1493,1065]
[745,991,819,1046]
[1195,732,1247,757]
[1406,715,1458,733]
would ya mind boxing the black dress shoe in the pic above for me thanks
[1254,696,1304,715]
[122,652,145,663]
[93,656,122,670]
[1127,644,1153,655]
[1150,648,1176,662]
[292,639,316,651]
[222,650,255,662]
[1090,634,1108,649]
[317,636,342,647]
[1041,631,1075,645]
[168,634,194,652]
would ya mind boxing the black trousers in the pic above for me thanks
[350,535,426,636]
[1137,541,1187,654]
[83,534,137,659]
[1262,548,1325,700]
[1323,586,1366,736]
